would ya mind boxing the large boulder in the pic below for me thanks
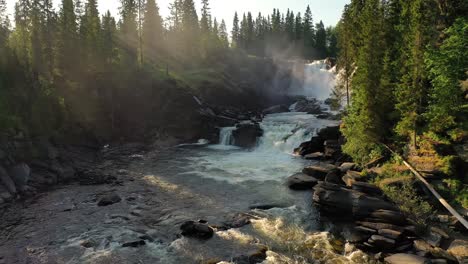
[294,126,342,157]
[180,221,214,240]
[293,99,323,114]
[97,193,122,206]
[294,137,324,156]
[302,163,338,180]
[232,122,263,148]
[313,182,397,217]
[8,163,30,192]
[287,173,318,190]
[0,166,16,195]
[263,105,289,115]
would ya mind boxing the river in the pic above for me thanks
[0,61,376,264]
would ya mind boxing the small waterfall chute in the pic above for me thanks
[219,127,235,145]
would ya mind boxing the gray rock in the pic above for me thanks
[378,229,402,240]
[304,152,324,160]
[0,166,16,194]
[263,105,289,115]
[384,253,428,264]
[180,221,214,240]
[324,170,343,184]
[97,194,122,206]
[287,173,318,190]
[351,182,383,196]
[313,182,397,217]
[368,234,395,248]
[121,240,146,248]
[303,163,337,180]
[232,245,268,264]
[232,122,263,148]
[370,209,407,225]
[0,185,13,201]
[8,163,30,191]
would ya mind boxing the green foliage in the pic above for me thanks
[425,18,468,133]
[383,182,433,228]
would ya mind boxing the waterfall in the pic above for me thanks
[219,127,235,145]
[288,60,336,100]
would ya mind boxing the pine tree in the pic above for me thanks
[181,0,199,57]
[200,0,211,35]
[120,0,138,68]
[341,0,388,163]
[58,0,78,76]
[231,12,240,48]
[83,0,101,71]
[101,10,117,67]
[395,0,438,147]
[315,20,327,58]
[219,19,229,49]
[142,0,163,64]
[303,5,314,58]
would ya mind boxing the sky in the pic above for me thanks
[6,0,350,32]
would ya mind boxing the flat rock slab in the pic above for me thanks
[180,221,214,240]
[303,163,337,180]
[287,173,318,190]
[384,253,428,264]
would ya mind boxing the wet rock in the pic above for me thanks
[294,137,324,156]
[232,122,263,148]
[344,228,372,243]
[294,99,323,114]
[287,173,318,190]
[80,240,96,248]
[223,214,251,229]
[97,194,122,206]
[0,166,16,194]
[313,182,397,217]
[121,240,146,248]
[384,253,428,264]
[249,204,284,210]
[180,221,214,240]
[263,105,289,115]
[8,163,30,191]
[232,245,268,264]
[302,163,337,180]
[447,239,467,263]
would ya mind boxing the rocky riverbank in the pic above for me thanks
[288,125,468,264]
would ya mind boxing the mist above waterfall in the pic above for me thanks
[288,60,337,101]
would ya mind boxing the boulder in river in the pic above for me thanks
[180,221,214,240]
[232,245,268,264]
[287,173,319,190]
[232,122,263,148]
[294,137,324,156]
[293,98,323,114]
[262,105,289,115]
[97,193,122,206]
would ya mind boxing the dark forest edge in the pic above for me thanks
[332,0,467,217]
[0,0,337,145]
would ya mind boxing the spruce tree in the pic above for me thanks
[231,12,240,48]
[218,19,229,49]
[142,0,163,64]
[58,0,78,76]
[120,0,138,68]
[315,21,327,58]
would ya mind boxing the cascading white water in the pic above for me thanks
[219,127,235,145]
[288,60,336,100]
